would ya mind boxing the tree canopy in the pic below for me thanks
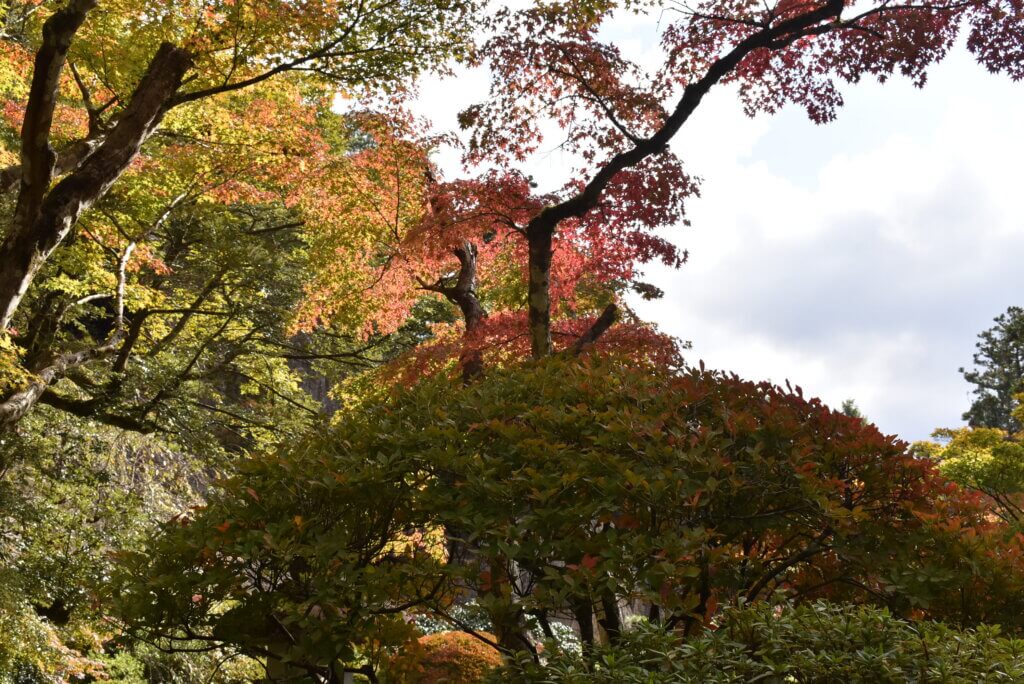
[961,306,1024,433]
[113,356,1024,677]
[1,0,1024,680]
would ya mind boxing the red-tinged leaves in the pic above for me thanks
[704,594,719,625]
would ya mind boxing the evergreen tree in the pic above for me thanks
[961,307,1024,432]
[841,399,866,422]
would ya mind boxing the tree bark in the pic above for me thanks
[570,303,619,356]
[522,0,844,358]
[419,240,488,382]
[0,41,193,330]
[527,227,554,359]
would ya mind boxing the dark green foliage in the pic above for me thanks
[503,601,1024,683]
[111,423,447,679]
[961,307,1024,432]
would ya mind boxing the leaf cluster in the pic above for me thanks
[503,601,1024,683]
[112,355,1024,676]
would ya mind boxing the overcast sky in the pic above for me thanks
[412,10,1024,443]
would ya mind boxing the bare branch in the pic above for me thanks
[570,303,619,356]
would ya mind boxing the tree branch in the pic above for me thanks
[744,527,833,601]
[146,267,228,358]
[38,388,158,433]
[525,0,845,357]
[570,303,619,356]
[0,335,122,429]
[0,134,106,195]
[0,41,193,331]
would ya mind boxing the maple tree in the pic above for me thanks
[4,0,1023,426]
[0,0,478,429]
[2,0,1024,680]
[276,0,1024,389]
[455,0,1023,363]
[0,3,474,673]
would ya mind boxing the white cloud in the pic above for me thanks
[410,15,1024,443]
[635,49,1024,441]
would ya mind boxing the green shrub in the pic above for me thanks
[504,601,1024,683]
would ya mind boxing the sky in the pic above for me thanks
[412,8,1024,443]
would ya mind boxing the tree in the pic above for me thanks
[0,0,479,429]
[289,0,1024,389]
[114,355,1024,676]
[840,399,865,421]
[112,419,450,681]
[915,421,1024,525]
[439,0,1024,364]
[10,0,1024,676]
[961,306,1024,432]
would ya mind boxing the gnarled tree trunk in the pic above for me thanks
[0,41,193,330]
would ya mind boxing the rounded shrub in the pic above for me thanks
[387,631,502,683]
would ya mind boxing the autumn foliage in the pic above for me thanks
[387,631,502,683]
[4,0,1024,680]
[112,354,1024,677]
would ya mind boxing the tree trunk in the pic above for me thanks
[571,597,596,657]
[598,587,622,644]
[419,240,488,382]
[527,226,553,359]
[1,0,96,329]
[451,242,487,382]
[0,42,192,330]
